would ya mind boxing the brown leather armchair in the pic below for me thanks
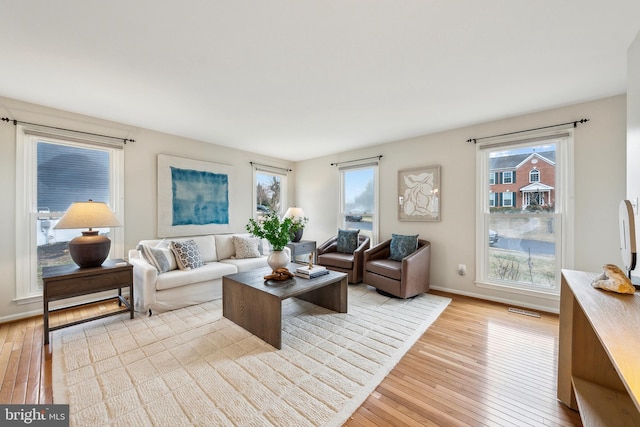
[316,234,370,283]
[363,239,431,298]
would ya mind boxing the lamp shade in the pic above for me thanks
[54,200,121,268]
[283,207,305,222]
[54,200,121,230]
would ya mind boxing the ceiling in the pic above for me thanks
[1,1,639,161]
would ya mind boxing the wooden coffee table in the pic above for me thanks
[222,264,348,349]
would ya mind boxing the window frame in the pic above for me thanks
[502,170,514,184]
[15,124,125,303]
[475,129,574,297]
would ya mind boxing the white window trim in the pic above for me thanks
[502,191,514,207]
[15,125,125,304]
[530,168,540,183]
[502,171,513,184]
[475,129,574,298]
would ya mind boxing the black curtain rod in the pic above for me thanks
[1,117,136,144]
[466,118,589,144]
[331,155,383,166]
[249,161,292,172]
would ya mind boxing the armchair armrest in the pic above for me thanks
[364,239,391,264]
[317,236,338,256]
[402,239,431,294]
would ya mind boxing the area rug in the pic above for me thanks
[52,284,450,426]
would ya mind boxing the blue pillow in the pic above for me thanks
[389,234,418,261]
[337,229,359,253]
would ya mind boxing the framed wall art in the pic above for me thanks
[157,154,234,237]
[398,165,440,221]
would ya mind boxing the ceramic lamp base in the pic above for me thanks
[68,230,111,268]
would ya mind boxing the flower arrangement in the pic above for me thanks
[246,211,302,251]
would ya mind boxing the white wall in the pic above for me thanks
[628,30,640,281]
[296,95,627,312]
[0,96,294,321]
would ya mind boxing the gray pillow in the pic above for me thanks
[337,229,359,253]
[232,235,261,259]
[389,234,418,261]
[137,244,172,273]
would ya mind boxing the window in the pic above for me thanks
[502,171,513,184]
[340,163,378,245]
[16,125,124,302]
[489,172,496,185]
[502,191,514,207]
[476,130,573,296]
[253,166,287,217]
[530,168,540,183]
[489,193,496,207]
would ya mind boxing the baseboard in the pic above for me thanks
[429,285,559,314]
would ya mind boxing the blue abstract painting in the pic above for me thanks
[170,166,229,226]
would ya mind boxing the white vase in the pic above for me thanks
[267,250,290,271]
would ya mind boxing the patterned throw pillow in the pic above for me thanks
[337,229,359,253]
[170,240,204,270]
[389,233,419,261]
[232,236,261,259]
[137,244,173,273]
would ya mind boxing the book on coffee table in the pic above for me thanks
[295,265,329,279]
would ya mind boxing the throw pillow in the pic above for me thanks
[232,235,261,259]
[389,233,419,261]
[137,244,172,273]
[170,239,204,270]
[337,229,359,253]
[154,239,178,270]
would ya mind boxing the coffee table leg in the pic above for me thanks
[223,278,283,349]
[297,276,348,313]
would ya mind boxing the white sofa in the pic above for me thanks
[128,233,288,314]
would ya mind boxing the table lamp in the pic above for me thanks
[284,206,306,242]
[54,200,122,268]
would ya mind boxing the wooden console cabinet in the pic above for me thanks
[558,269,640,426]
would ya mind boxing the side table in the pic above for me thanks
[42,259,134,345]
[286,240,317,263]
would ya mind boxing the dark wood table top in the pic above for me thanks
[223,263,347,300]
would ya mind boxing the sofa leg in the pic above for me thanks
[148,308,153,316]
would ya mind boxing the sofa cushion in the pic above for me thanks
[389,233,418,261]
[220,256,269,272]
[171,240,204,270]
[337,229,359,253]
[180,235,217,263]
[317,252,354,269]
[155,262,237,291]
[214,234,237,260]
[232,235,261,259]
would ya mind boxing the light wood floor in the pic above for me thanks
[0,292,582,426]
